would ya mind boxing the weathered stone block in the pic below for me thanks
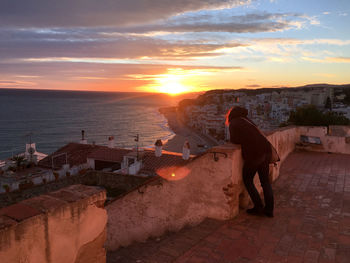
[0,185,107,263]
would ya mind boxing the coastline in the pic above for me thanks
[159,107,215,155]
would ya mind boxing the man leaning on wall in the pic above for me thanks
[226,106,280,217]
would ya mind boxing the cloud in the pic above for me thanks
[247,38,350,52]
[0,28,247,61]
[0,6,327,67]
[0,0,250,27]
[0,60,244,91]
[0,81,17,84]
[115,12,313,34]
[0,11,316,64]
[327,57,350,63]
[191,35,349,67]
[126,21,287,34]
[303,39,350,45]
[0,80,37,87]
[245,84,261,87]
[268,56,292,62]
[226,38,350,63]
[301,56,350,64]
[305,16,320,25]
[302,57,326,63]
[313,73,336,78]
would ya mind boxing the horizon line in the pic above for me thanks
[1,82,350,94]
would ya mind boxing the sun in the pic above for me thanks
[140,68,196,95]
[158,82,189,95]
[156,73,192,95]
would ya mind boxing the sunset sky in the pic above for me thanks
[1,0,350,93]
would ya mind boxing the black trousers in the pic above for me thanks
[242,160,274,213]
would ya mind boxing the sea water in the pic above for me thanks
[0,89,189,159]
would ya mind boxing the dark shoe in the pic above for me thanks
[246,207,263,216]
[263,209,274,218]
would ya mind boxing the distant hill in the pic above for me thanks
[201,83,350,97]
[179,83,350,107]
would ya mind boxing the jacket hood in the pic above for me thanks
[228,106,248,121]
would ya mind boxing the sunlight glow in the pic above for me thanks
[153,69,194,95]
[156,166,191,181]
[157,78,190,95]
[138,67,247,94]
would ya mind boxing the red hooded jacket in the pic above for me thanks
[228,107,279,165]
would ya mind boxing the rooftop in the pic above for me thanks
[107,151,350,262]
[38,142,108,168]
[38,142,192,174]
[88,147,132,163]
[0,166,50,182]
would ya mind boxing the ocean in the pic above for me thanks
[0,89,192,160]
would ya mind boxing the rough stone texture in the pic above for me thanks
[298,126,350,154]
[266,126,301,181]
[0,175,84,209]
[329,125,350,137]
[0,170,149,208]
[75,226,107,263]
[0,203,42,221]
[0,185,107,263]
[107,152,350,263]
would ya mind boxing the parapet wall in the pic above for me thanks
[266,126,301,181]
[105,126,303,250]
[298,126,350,154]
[0,185,107,263]
[106,145,244,250]
[329,125,350,137]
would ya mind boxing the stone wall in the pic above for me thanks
[106,144,244,250]
[0,185,107,263]
[322,136,350,154]
[266,126,301,181]
[329,125,350,137]
[298,126,350,154]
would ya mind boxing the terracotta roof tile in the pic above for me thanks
[38,143,131,169]
[87,147,131,163]
[39,143,101,168]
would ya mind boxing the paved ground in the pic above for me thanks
[107,151,350,263]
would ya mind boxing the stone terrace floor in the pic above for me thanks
[107,151,350,263]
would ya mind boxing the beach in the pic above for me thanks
[159,107,217,155]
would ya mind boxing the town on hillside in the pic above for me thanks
[176,84,350,143]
